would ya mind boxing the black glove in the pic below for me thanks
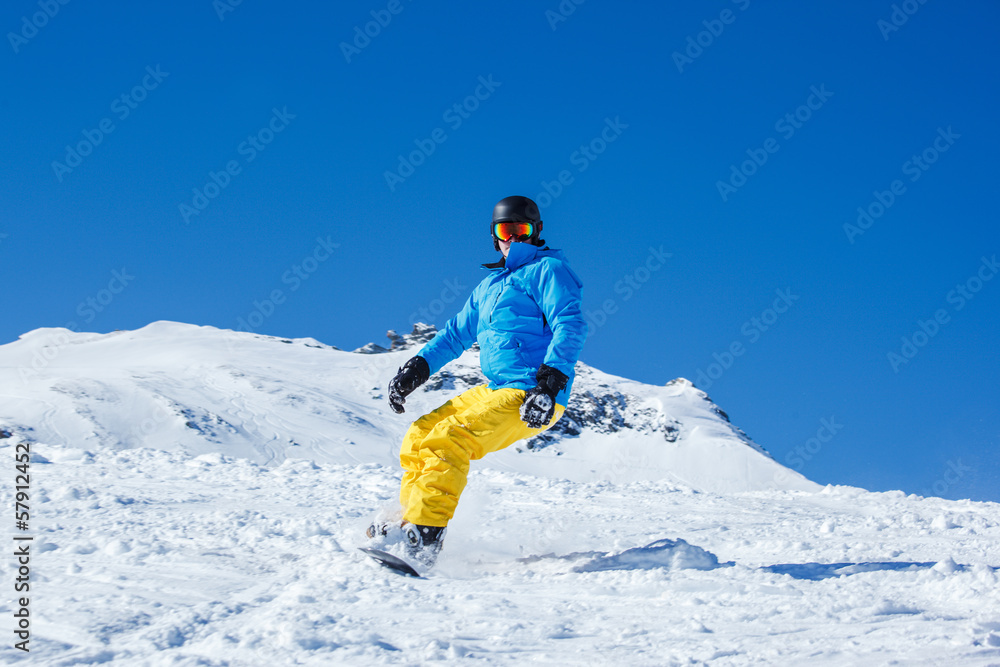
[520,364,569,429]
[388,356,430,414]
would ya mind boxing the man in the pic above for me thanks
[367,195,587,568]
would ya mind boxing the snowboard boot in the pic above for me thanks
[403,523,447,568]
[365,521,389,540]
[365,505,405,543]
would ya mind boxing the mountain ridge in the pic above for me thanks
[0,320,817,494]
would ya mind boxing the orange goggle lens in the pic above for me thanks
[493,221,534,241]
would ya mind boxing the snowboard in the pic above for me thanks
[359,547,422,578]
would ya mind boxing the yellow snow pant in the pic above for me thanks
[399,384,565,527]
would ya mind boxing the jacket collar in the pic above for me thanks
[482,242,542,271]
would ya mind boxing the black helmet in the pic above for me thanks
[491,195,544,250]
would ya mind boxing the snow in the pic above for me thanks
[1,321,814,494]
[1,322,999,665]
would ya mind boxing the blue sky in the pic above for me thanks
[3,0,998,500]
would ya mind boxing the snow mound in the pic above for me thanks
[573,538,730,573]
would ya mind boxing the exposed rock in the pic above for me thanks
[353,342,389,355]
[355,323,439,354]
[356,325,760,456]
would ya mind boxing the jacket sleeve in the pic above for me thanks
[529,259,587,377]
[417,286,480,377]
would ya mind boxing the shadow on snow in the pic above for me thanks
[760,561,995,581]
[519,539,997,580]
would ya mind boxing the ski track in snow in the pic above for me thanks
[3,438,1000,666]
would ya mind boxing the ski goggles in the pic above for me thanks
[492,221,534,242]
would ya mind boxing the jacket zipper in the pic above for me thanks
[487,273,506,323]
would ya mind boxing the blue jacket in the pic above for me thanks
[418,242,587,406]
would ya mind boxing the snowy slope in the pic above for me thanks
[2,322,999,665]
[0,320,816,494]
[1,437,999,665]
